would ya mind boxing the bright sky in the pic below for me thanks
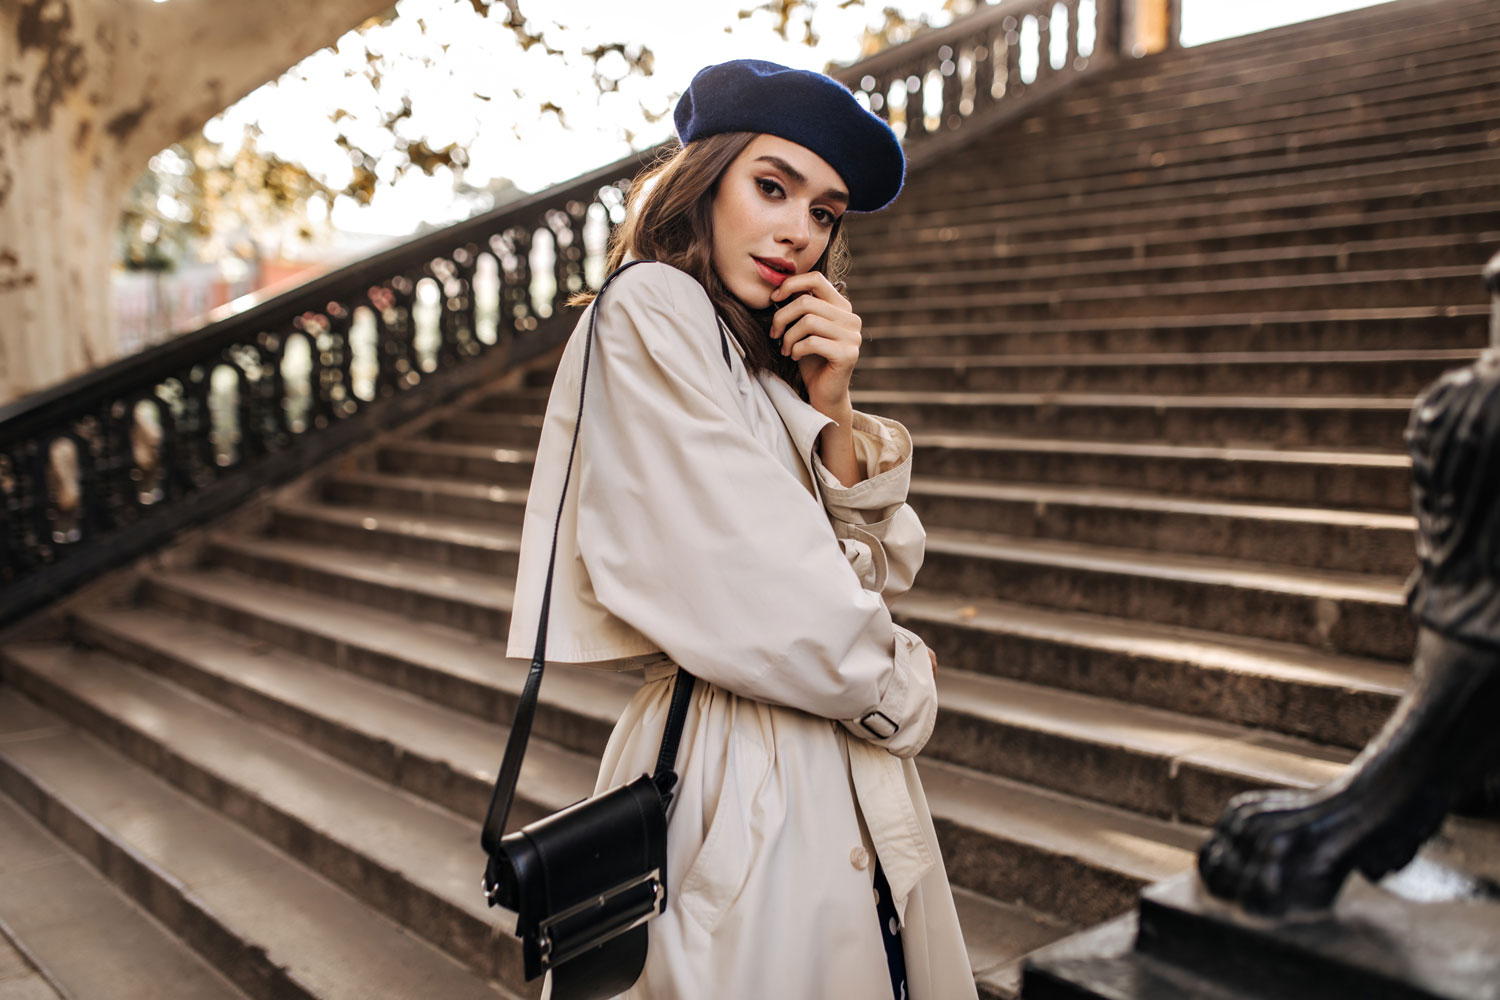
[1180,0,1395,46]
[198,0,1391,241]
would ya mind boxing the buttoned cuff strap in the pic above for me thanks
[858,710,899,740]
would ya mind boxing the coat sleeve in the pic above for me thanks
[811,410,926,600]
[574,263,936,758]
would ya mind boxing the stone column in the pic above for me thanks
[0,0,394,407]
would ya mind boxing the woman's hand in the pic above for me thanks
[928,648,938,677]
[770,273,865,486]
[769,272,862,417]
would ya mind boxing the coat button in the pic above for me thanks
[850,846,870,870]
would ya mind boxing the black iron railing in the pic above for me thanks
[0,0,1133,625]
[833,0,1122,167]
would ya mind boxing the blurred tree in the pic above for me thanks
[118,0,982,279]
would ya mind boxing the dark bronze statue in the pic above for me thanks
[1197,254,1500,917]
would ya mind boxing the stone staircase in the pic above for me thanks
[2,0,1499,997]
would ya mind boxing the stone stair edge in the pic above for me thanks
[0,685,525,999]
[0,644,538,992]
[0,791,253,1000]
[0,635,1195,949]
[846,233,1500,288]
[891,130,1500,218]
[866,177,1500,240]
[852,205,1500,268]
[1041,2,1500,110]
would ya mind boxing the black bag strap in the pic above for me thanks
[481,259,711,857]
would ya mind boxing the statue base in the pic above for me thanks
[1022,858,1500,1000]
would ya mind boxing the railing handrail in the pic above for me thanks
[831,0,1065,83]
[0,150,654,447]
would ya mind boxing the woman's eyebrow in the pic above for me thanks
[754,155,850,206]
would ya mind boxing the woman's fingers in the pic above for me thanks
[787,332,859,367]
[774,299,861,357]
[771,270,850,311]
[928,648,938,676]
[770,293,846,342]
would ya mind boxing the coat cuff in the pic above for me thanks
[840,624,937,759]
[813,410,914,525]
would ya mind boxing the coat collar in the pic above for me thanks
[618,252,833,493]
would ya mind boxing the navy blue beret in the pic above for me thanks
[673,58,906,213]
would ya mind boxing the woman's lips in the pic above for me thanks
[752,256,790,287]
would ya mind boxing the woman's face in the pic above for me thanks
[709,134,849,310]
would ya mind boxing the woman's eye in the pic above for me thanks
[756,178,783,197]
[813,209,836,226]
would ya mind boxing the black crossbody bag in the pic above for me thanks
[480,259,701,999]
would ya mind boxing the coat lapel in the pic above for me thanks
[757,371,834,498]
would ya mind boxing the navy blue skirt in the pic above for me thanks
[872,861,908,1000]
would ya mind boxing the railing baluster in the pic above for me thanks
[940,45,962,132]
[905,68,927,141]
[1068,0,1081,68]
[971,37,994,113]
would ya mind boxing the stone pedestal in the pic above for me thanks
[1023,868,1500,1000]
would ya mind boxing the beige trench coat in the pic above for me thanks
[506,258,978,1000]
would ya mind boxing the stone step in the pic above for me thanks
[991,100,1500,198]
[470,389,554,415]
[65,607,602,828]
[919,758,1199,928]
[907,430,1412,512]
[850,202,1500,276]
[432,413,549,448]
[375,439,536,486]
[907,477,1417,576]
[956,884,1075,1000]
[847,233,1500,297]
[0,790,250,1000]
[850,390,1413,451]
[133,568,633,759]
[874,135,1500,234]
[268,500,524,578]
[855,349,1476,398]
[861,306,1488,358]
[929,670,1352,826]
[203,535,515,641]
[891,590,1405,751]
[881,175,1500,251]
[1047,4,1500,124]
[1030,3,1500,125]
[866,144,1500,239]
[860,306,1489,358]
[0,685,523,999]
[855,267,1486,323]
[1085,0,1494,76]
[0,933,60,1000]
[0,593,1218,947]
[320,471,529,525]
[5,623,1104,995]
[430,413,545,448]
[943,53,1500,189]
[943,60,1500,194]
[917,528,1412,662]
[147,527,1407,755]
[97,571,1357,832]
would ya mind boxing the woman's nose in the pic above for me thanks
[776,208,810,249]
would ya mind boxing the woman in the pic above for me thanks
[506,59,978,1000]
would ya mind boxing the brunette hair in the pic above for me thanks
[567,132,850,396]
